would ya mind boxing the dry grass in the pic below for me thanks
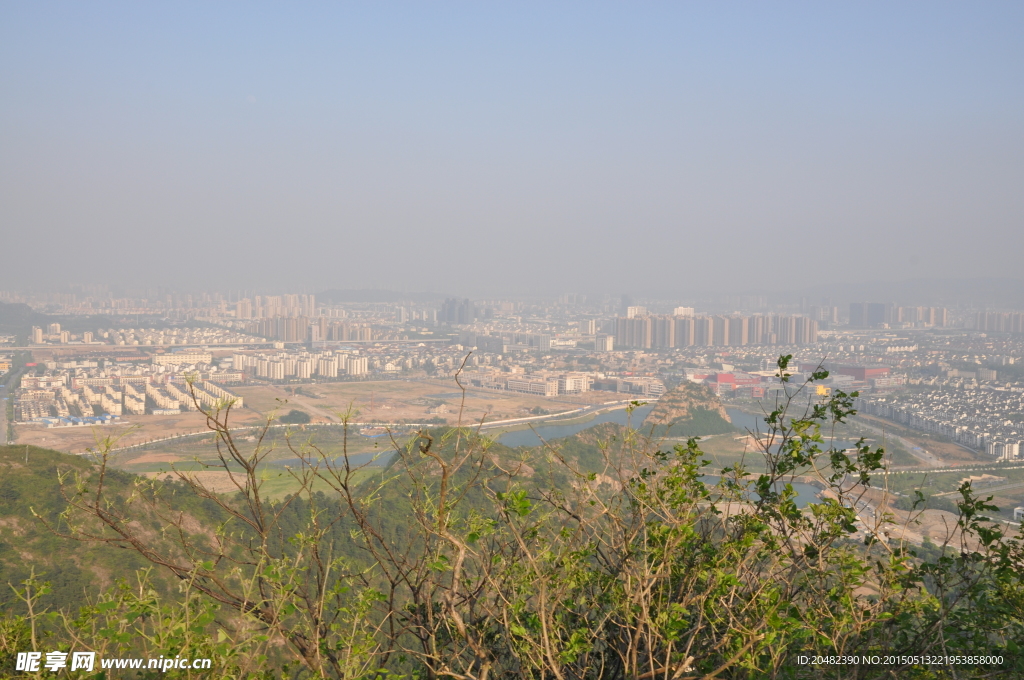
[15,409,265,454]
[233,378,594,426]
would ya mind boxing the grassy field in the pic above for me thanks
[113,424,405,474]
[140,465,377,500]
[248,466,376,500]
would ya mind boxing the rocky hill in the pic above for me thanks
[642,382,736,437]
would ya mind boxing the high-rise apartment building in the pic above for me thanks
[614,314,817,349]
[235,298,253,319]
[849,302,896,328]
[616,316,652,349]
[975,311,1024,334]
[440,298,475,325]
[317,358,338,378]
[347,357,369,376]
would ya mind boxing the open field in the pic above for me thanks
[232,379,598,426]
[14,409,267,454]
[13,375,630,459]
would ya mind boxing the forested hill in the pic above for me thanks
[642,381,737,437]
[0,445,235,615]
[0,445,146,614]
[0,302,42,337]
[0,425,632,617]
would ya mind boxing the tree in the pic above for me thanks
[279,409,311,425]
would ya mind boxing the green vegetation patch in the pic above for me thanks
[649,407,737,438]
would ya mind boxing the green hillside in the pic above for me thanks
[0,446,137,613]
[0,445,237,615]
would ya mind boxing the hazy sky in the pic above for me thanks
[2,3,1022,296]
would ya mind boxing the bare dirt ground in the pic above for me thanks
[130,451,190,464]
[15,409,265,454]
[854,486,1023,551]
[232,379,594,426]
[142,470,242,493]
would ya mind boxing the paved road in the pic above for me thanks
[478,400,637,431]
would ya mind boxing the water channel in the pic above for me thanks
[494,405,655,448]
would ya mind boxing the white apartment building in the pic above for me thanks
[268,361,285,380]
[318,358,338,378]
[347,357,369,376]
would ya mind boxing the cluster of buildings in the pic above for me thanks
[227,294,441,343]
[671,361,897,400]
[230,350,370,380]
[613,313,819,350]
[234,317,384,343]
[16,379,237,423]
[856,388,1023,461]
[843,336,1024,460]
[233,294,317,319]
[457,367,665,398]
[973,311,1024,335]
[848,303,949,329]
[30,324,264,346]
[14,353,243,427]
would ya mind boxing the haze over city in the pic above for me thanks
[2,3,1023,295]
